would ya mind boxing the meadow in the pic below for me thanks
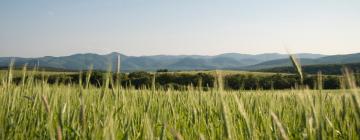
[0,65,360,140]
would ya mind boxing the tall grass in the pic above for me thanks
[289,54,303,84]
[0,65,359,139]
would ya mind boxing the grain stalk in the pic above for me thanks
[57,103,66,140]
[79,100,86,129]
[103,111,115,140]
[116,55,121,89]
[170,128,184,140]
[56,126,63,140]
[215,70,224,92]
[152,74,156,91]
[289,54,303,85]
[142,114,154,140]
[85,65,93,89]
[41,95,51,113]
[220,95,233,139]
[317,71,323,90]
[160,122,167,140]
[343,67,357,92]
[7,59,15,87]
[21,64,28,87]
[270,111,289,140]
[199,133,206,140]
[233,95,252,139]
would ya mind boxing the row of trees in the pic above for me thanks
[14,71,359,90]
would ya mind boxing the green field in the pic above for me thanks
[0,68,360,140]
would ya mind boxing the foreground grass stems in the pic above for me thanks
[79,100,86,129]
[116,55,121,89]
[317,71,323,90]
[343,68,358,93]
[41,95,51,113]
[86,65,93,89]
[21,64,28,87]
[216,70,234,139]
[57,103,66,140]
[220,95,233,139]
[289,54,303,85]
[0,62,360,139]
[270,111,289,140]
[117,55,121,74]
[343,68,360,125]
[170,128,184,140]
[6,59,14,87]
[233,95,252,139]
[142,114,154,140]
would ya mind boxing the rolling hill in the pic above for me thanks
[0,52,335,71]
[243,53,360,70]
[259,62,360,75]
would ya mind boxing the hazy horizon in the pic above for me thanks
[1,0,360,57]
[3,51,359,58]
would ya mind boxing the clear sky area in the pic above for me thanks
[0,0,359,57]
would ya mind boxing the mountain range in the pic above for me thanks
[0,52,359,72]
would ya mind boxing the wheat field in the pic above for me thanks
[0,67,359,140]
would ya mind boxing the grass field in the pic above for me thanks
[0,68,360,140]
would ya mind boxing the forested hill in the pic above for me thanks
[260,62,360,75]
[245,53,360,70]
[1,52,360,72]
[0,52,324,71]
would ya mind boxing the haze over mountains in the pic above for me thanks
[0,52,359,71]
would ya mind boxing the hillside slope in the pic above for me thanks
[259,62,360,75]
[243,53,360,70]
[0,52,328,71]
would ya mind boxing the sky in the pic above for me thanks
[0,0,360,57]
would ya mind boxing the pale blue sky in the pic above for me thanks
[1,0,360,57]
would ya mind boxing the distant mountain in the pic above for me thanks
[0,52,328,71]
[316,53,360,64]
[259,62,360,75]
[245,58,319,70]
[243,53,360,70]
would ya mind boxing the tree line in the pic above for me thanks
[10,71,359,90]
